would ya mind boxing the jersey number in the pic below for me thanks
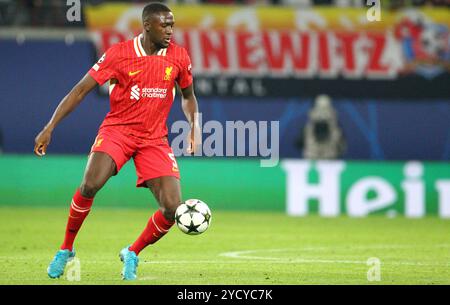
[168,153,179,172]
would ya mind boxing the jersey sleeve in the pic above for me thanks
[176,48,193,89]
[88,46,118,86]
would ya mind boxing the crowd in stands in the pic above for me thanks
[0,0,448,27]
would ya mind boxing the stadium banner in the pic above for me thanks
[282,160,450,218]
[1,156,449,218]
[84,4,450,98]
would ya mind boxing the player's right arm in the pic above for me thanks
[34,45,119,157]
[34,74,97,157]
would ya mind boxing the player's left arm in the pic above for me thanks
[181,84,201,154]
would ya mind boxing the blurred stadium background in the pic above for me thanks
[0,0,449,285]
[0,0,448,216]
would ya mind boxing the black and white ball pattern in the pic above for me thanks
[175,199,212,235]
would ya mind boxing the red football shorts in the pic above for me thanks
[89,128,180,187]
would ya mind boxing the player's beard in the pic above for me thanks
[145,30,168,49]
[160,37,170,48]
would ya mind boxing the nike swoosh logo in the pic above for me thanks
[128,70,142,76]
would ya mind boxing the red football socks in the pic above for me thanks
[60,189,94,251]
[129,209,175,255]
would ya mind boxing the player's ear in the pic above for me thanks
[143,14,153,32]
[143,20,151,32]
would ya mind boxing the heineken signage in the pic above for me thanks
[1,156,449,217]
[282,160,450,218]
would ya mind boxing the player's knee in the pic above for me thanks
[79,182,101,198]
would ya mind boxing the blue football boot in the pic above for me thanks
[47,249,75,279]
[119,246,139,280]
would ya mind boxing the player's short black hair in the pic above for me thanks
[142,2,171,22]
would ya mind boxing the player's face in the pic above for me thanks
[146,12,175,49]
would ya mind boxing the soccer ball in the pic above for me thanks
[175,199,212,235]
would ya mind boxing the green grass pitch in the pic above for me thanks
[0,207,449,285]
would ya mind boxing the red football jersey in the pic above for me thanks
[88,34,193,140]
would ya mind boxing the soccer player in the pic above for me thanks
[34,2,201,280]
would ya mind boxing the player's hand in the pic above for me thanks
[34,128,52,157]
[187,123,202,155]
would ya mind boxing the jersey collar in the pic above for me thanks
[134,34,167,57]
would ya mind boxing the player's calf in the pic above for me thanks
[128,209,175,256]
[60,189,94,251]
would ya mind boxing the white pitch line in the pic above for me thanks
[141,259,449,267]
[218,247,450,267]
[140,259,366,265]
[0,258,448,267]
[0,244,448,267]
[138,276,157,281]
